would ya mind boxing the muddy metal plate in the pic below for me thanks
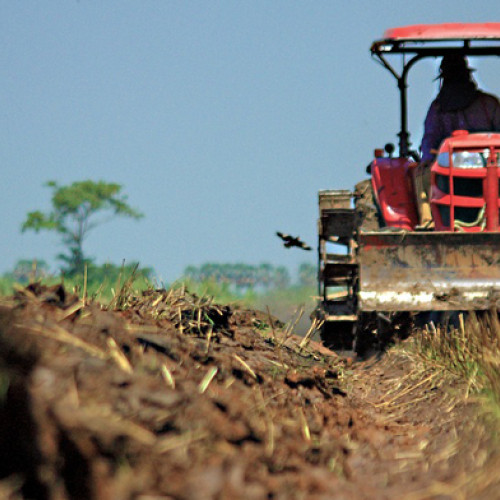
[358,232,500,311]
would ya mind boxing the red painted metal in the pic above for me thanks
[430,132,500,232]
[383,23,500,41]
[485,147,499,231]
[370,157,418,230]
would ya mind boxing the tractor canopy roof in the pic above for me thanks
[370,23,500,157]
[372,23,500,55]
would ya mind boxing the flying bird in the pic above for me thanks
[276,232,312,251]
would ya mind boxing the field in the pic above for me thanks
[1,283,499,499]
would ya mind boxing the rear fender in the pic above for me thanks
[371,157,418,229]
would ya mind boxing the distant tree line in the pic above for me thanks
[4,259,153,287]
[183,262,316,290]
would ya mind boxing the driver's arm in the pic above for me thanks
[492,96,500,131]
[420,101,442,162]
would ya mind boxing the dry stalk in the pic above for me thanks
[107,338,134,373]
[279,306,304,347]
[177,307,184,334]
[266,358,289,370]
[125,324,160,334]
[198,366,218,394]
[197,307,202,331]
[83,263,88,305]
[205,327,213,353]
[151,295,163,308]
[224,377,236,389]
[297,406,311,443]
[266,306,277,340]
[161,364,175,389]
[57,300,85,321]
[92,282,104,303]
[299,317,324,350]
[233,354,257,380]
[459,313,466,335]
[21,324,107,359]
[375,372,439,408]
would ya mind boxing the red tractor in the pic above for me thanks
[317,23,500,353]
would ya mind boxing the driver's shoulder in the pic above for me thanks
[476,90,500,106]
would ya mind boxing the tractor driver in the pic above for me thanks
[414,54,500,228]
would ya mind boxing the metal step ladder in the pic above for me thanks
[317,190,359,347]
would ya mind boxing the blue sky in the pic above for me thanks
[2,1,499,283]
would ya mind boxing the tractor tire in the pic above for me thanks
[320,321,355,353]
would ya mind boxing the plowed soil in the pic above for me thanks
[0,284,497,499]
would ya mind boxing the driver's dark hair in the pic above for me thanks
[438,54,474,81]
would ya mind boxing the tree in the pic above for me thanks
[272,266,291,289]
[257,263,273,289]
[22,180,143,276]
[297,262,316,288]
